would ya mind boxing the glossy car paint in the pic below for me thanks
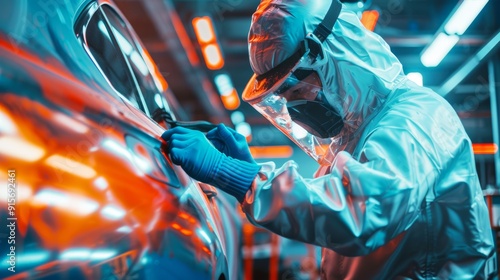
[0,0,239,279]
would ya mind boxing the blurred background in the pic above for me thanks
[113,0,500,278]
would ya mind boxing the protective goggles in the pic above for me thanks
[242,1,343,165]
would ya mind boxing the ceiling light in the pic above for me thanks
[472,143,498,155]
[193,16,225,70]
[214,73,234,96]
[202,44,224,70]
[360,10,379,31]
[231,111,245,125]
[444,0,489,36]
[421,33,459,67]
[215,74,241,110]
[421,0,489,68]
[192,16,215,44]
[220,89,241,110]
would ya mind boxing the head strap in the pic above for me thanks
[314,0,343,42]
[256,0,342,82]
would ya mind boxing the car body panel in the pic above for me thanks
[0,0,236,279]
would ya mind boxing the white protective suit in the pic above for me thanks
[240,0,497,279]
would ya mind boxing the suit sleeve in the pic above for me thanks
[241,126,439,256]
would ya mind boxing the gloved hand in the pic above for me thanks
[162,126,261,202]
[206,123,256,164]
[162,126,220,183]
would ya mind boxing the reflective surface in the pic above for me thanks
[0,0,240,279]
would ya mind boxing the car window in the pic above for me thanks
[102,5,171,118]
[83,6,142,110]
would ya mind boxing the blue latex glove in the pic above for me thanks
[162,126,261,202]
[206,123,256,164]
[162,126,220,183]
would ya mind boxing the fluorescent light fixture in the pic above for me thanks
[0,136,45,162]
[421,33,459,67]
[193,16,225,70]
[215,74,242,110]
[220,90,241,110]
[421,0,488,68]
[214,74,234,96]
[203,44,224,70]
[231,111,245,125]
[193,16,215,44]
[472,143,498,155]
[407,72,424,86]
[360,10,380,32]
[444,0,489,35]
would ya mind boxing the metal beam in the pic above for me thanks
[438,29,500,96]
[383,34,485,48]
[142,0,230,123]
[442,84,490,95]
[488,54,500,187]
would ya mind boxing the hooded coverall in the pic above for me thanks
[240,0,497,278]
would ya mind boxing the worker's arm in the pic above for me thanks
[162,126,261,203]
[241,125,439,256]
